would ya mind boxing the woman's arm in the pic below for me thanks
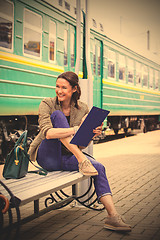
[46,127,76,139]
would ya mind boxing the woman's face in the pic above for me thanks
[55,78,76,104]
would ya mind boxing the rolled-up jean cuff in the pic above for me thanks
[98,192,112,203]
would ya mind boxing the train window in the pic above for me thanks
[65,1,70,11]
[24,9,42,58]
[149,69,154,89]
[59,0,63,6]
[49,21,56,62]
[92,19,97,28]
[70,32,75,67]
[136,62,142,86]
[98,46,101,75]
[119,54,126,81]
[142,65,148,88]
[103,46,108,78]
[155,71,159,90]
[99,23,104,32]
[64,29,68,65]
[108,49,116,79]
[0,0,14,51]
[127,58,134,84]
[93,44,96,75]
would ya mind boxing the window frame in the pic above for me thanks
[149,68,154,89]
[49,19,56,63]
[70,31,75,68]
[118,53,126,82]
[23,8,42,59]
[136,61,142,87]
[0,0,14,52]
[127,57,134,85]
[64,28,68,66]
[108,49,116,80]
[142,64,149,88]
[155,70,159,91]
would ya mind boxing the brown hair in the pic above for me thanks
[56,71,81,108]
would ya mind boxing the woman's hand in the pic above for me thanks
[92,123,103,139]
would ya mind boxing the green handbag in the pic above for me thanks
[3,130,47,179]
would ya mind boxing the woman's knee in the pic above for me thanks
[50,110,69,128]
[50,110,65,122]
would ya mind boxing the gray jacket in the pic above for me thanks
[28,97,89,161]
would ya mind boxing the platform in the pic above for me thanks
[1,130,160,240]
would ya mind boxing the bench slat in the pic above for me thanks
[0,171,88,206]
[1,171,76,192]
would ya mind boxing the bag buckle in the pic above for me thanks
[14,160,19,165]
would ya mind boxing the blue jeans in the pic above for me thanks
[37,110,112,200]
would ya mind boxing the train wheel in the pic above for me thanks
[124,128,128,134]
[114,129,119,135]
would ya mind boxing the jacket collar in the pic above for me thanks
[54,97,78,126]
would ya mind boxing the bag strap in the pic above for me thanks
[15,130,28,147]
[18,145,48,176]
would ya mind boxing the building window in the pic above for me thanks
[0,0,14,50]
[49,21,56,62]
[108,49,116,79]
[142,65,148,87]
[119,54,126,81]
[128,58,134,84]
[136,62,142,86]
[24,9,42,58]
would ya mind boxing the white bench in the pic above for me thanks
[0,170,104,236]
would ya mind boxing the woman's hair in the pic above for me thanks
[56,71,81,108]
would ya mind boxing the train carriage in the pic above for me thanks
[0,0,160,163]
[90,29,160,133]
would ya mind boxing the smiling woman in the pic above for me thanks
[28,71,132,232]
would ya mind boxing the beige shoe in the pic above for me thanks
[104,214,131,232]
[79,159,98,176]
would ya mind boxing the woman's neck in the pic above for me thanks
[61,101,71,116]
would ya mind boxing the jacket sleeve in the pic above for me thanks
[38,98,53,137]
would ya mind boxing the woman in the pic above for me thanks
[28,71,131,232]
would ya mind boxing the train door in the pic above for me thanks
[93,39,103,108]
[64,23,76,72]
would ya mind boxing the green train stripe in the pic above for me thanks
[103,94,160,104]
[0,94,44,99]
[103,103,160,109]
[0,65,58,78]
[103,79,160,96]
[103,86,160,98]
[0,79,55,89]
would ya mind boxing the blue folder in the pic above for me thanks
[70,106,110,147]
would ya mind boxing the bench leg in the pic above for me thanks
[72,184,76,196]
[34,200,39,214]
